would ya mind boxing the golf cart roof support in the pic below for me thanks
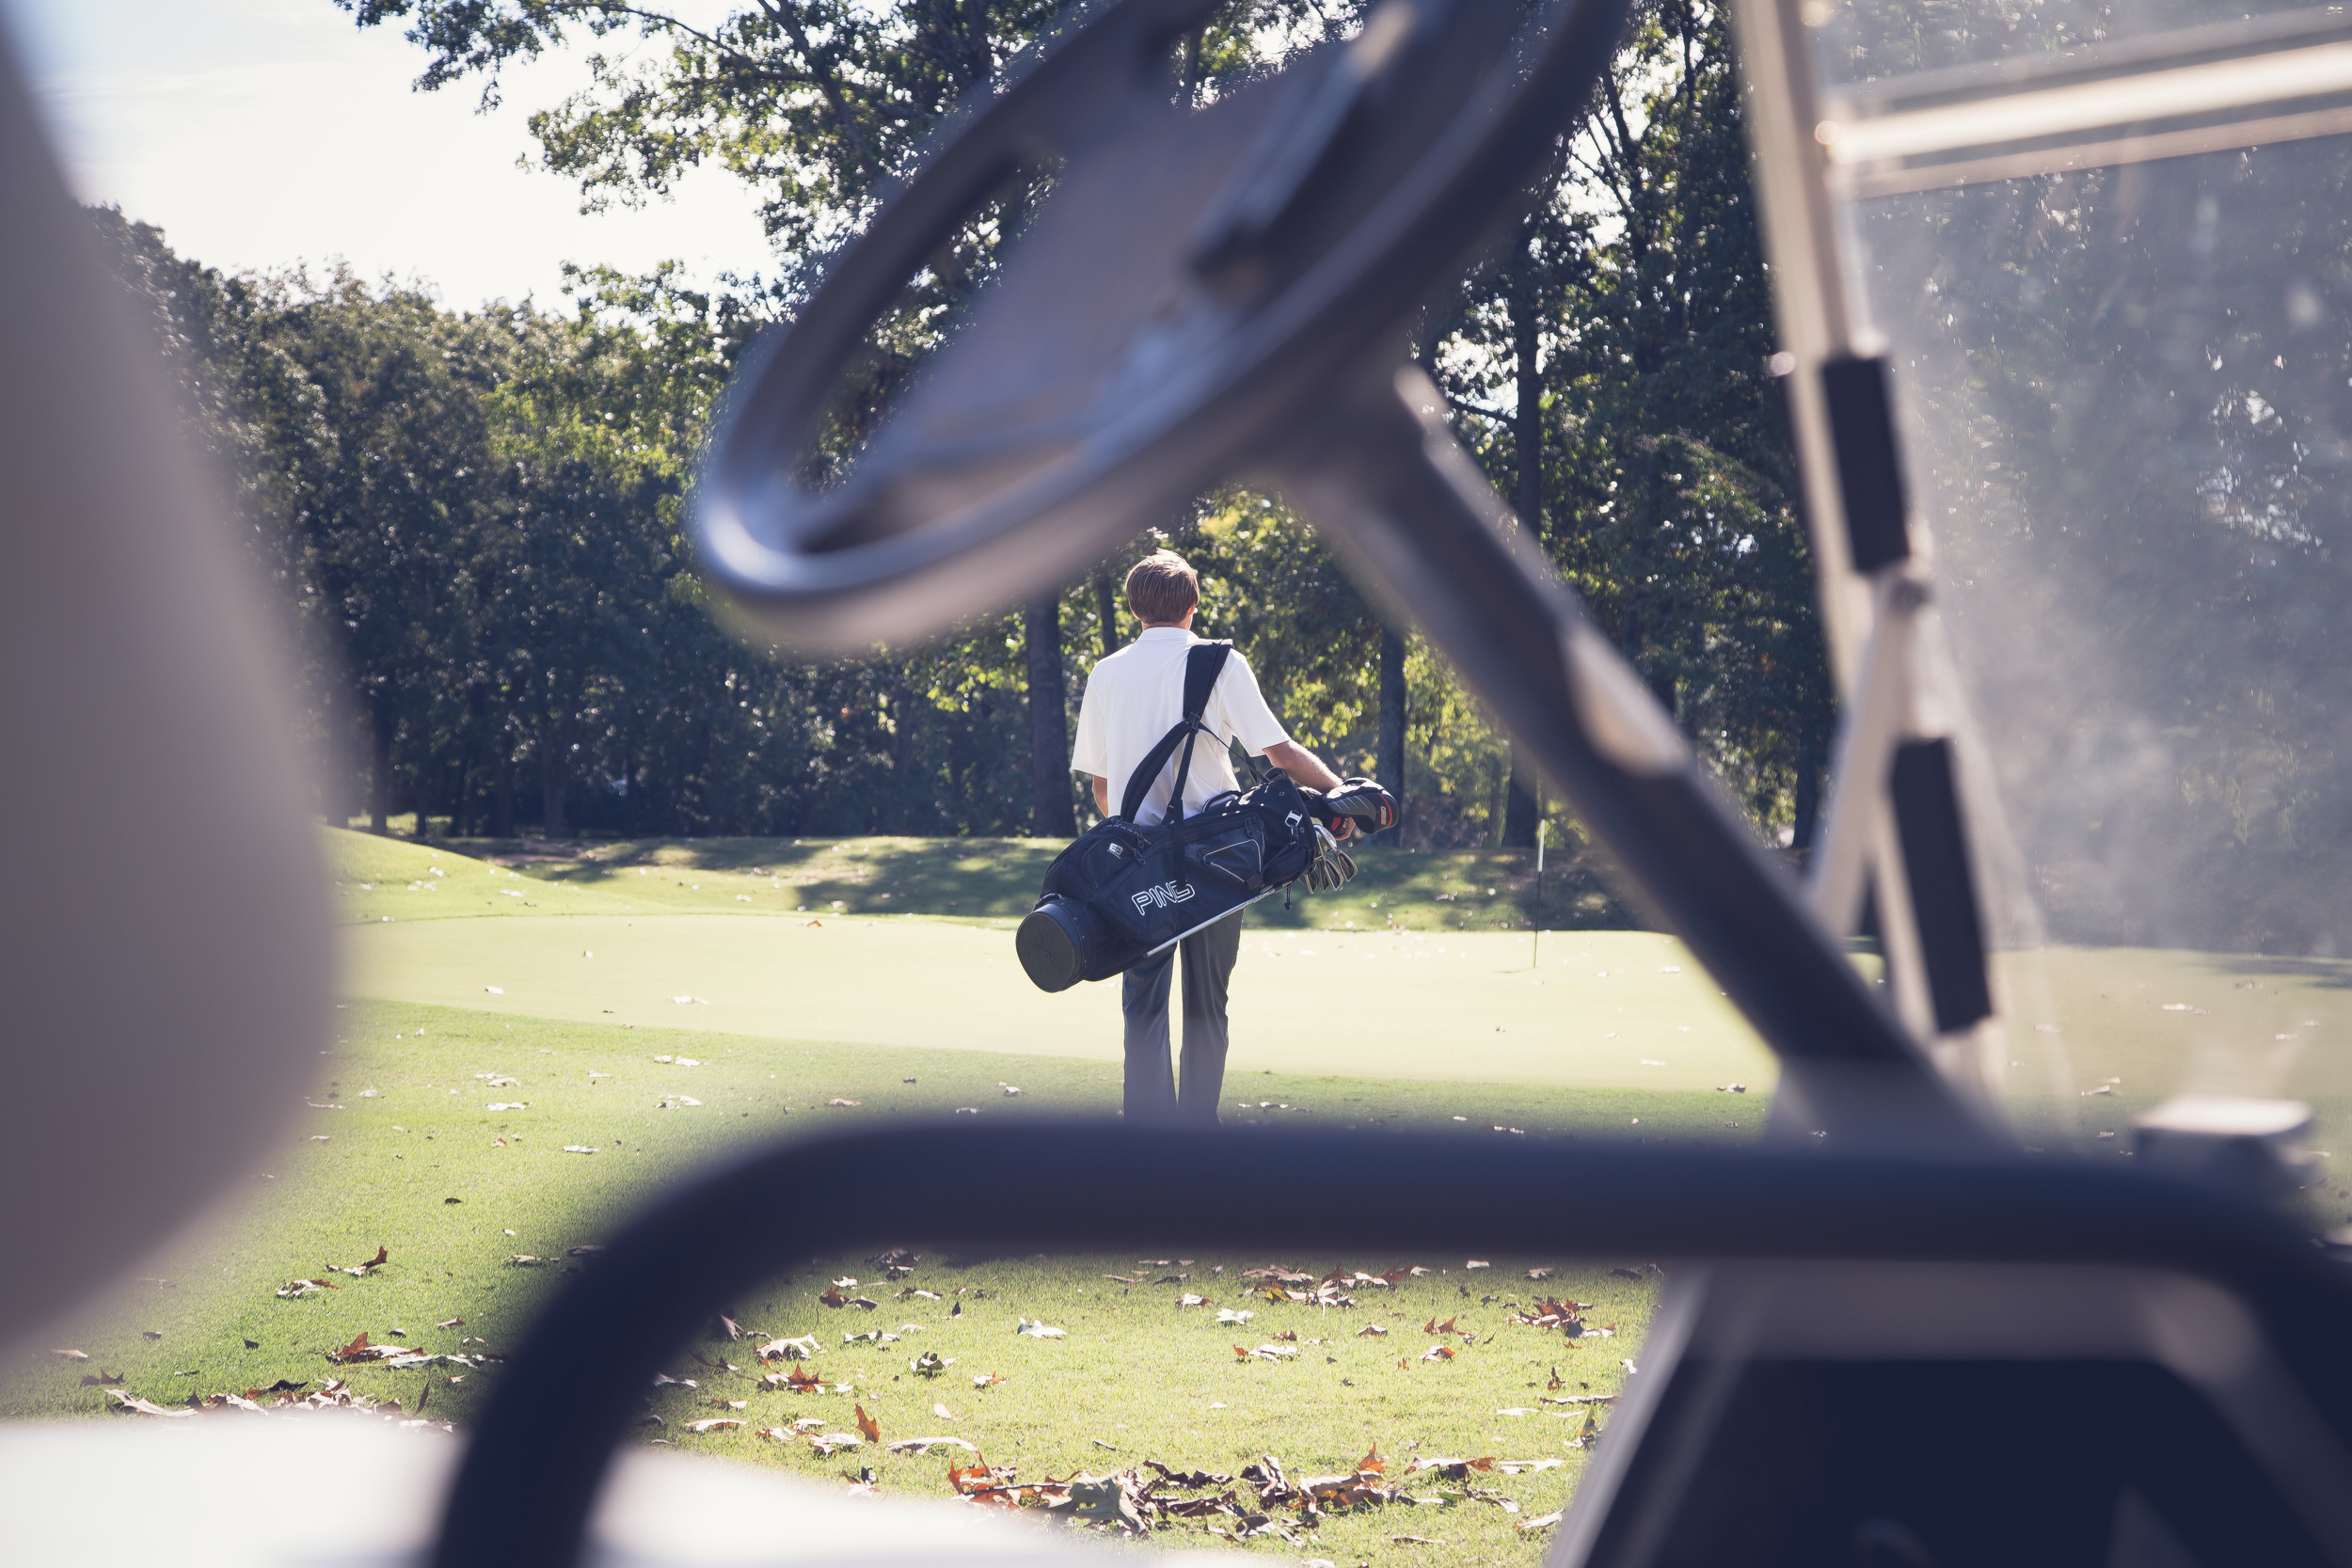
[1729,0,1999,1058]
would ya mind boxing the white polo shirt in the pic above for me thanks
[1071,627,1291,827]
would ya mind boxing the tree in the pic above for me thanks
[341,0,1360,835]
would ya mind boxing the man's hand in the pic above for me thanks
[1322,777,1400,833]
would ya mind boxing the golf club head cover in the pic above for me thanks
[1318,776,1399,833]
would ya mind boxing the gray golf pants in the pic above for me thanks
[1120,910,1243,1126]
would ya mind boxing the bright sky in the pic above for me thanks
[6,0,776,309]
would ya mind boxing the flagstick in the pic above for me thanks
[1533,814,1546,971]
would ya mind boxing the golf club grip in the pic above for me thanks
[1274,370,1975,1126]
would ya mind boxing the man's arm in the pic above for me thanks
[1262,740,1366,838]
[1263,739,1343,792]
[1092,775,1110,817]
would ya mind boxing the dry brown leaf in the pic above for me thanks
[854,1403,882,1443]
[1519,1510,1565,1531]
[436,1316,465,1329]
[819,1286,847,1308]
[334,1332,371,1361]
[685,1418,745,1433]
[103,1388,193,1418]
[77,1371,125,1387]
[1357,1324,1389,1338]
[1358,1442,1385,1474]
[1419,1345,1454,1362]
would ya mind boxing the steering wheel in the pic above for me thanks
[691,0,1970,1135]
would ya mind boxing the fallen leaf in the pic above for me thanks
[77,1371,125,1387]
[50,1349,90,1361]
[1216,1307,1254,1324]
[758,1334,820,1362]
[1466,1260,1490,1270]
[1014,1318,1066,1338]
[932,1402,955,1419]
[436,1317,465,1330]
[1422,1316,1457,1335]
[972,1372,1006,1387]
[332,1332,371,1361]
[103,1389,195,1418]
[685,1418,744,1433]
[809,1433,863,1455]
[1419,1345,1455,1362]
[1357,1324,1390,1338]
[910,1350,954,1377]
[854,1404,882,1443]
[827,1099,861,1107]
[887,1435,977,1454]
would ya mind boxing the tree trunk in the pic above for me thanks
[1093,569,1123,659]
[413,753,434,841]
[1377,626,1406,845]
[1502,737,1538,847]
[1500,248,1543,846]
[492,748,516,839]
[1026,593,1075,837]
[1791,726,1823,852]
[540,742,570,841]
[369,707,391,835]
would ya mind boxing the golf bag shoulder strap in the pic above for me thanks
[1117,641,1232,824]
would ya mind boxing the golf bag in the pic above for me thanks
[1017,643,1330,993]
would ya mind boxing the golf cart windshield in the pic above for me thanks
[1791,0,2352,1133]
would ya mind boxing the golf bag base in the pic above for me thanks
[1016,893,1142,993]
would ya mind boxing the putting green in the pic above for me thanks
[343,915,1781,1093]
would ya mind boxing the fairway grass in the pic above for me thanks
[7,1001,1714,1566]
[18,827,2352,1564]
[326,827,1640,934]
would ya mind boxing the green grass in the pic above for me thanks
[8,1001,1711,1565]
[24,826,2352,1565]
[326,828,1636,934]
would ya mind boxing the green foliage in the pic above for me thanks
[1431,0,1834,841]
[116,0,1836,853]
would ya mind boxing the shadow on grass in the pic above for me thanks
[442,834,1648,934]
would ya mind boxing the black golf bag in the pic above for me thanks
[1017,643,1326,993]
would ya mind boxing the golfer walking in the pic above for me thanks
[1071,549,1355,1125]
